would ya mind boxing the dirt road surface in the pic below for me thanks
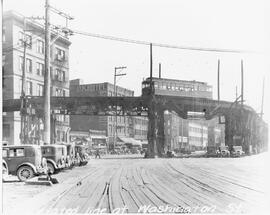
[3,153,270,214]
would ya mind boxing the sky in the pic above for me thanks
[3,0,270,123]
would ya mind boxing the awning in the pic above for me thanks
[117,137,142,147]
[91,135,108,140]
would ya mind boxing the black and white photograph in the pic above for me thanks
[1,0,270,214]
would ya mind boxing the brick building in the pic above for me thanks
[70,79,147,147]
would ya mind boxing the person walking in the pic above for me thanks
[95,149,101,159]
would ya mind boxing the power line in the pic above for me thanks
[71,29,248,53]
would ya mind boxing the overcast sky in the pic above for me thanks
[3,0,270,123]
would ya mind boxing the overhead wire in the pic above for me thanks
[70,29,248,53]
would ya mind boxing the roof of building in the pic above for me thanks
[3,10,71,46]
[70,80,134,94]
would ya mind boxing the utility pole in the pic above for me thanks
[150,43,153,84]
[260,77,265,118]
[217,59,220,101]
[159,63,161,79]
[241,60,244,106]
[113,66,127,150]
[20,18,27,144]
[44,0,51,145]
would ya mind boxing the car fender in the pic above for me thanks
[17,162,37,174]
[46,159,58,169]
[2,160,8,173]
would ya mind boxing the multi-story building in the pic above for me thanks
[208,117,225,147]
[70,79,146,147]
[188,121,208,150]
[2,11,71,145]
[164,111,180,151]
[132,116,148,142]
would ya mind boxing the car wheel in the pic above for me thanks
[2,164,8,176]
[17,166,34,181]
[47,162,55,174]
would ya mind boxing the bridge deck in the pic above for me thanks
[2,95,258,118]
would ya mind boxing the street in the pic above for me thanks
[3,153,269,214]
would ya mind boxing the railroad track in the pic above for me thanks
[37,158,267,214]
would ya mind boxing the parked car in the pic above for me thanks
[59,143,76,168]
[231,146,245,157]
[166,150,175,158]
[2,145,47,181]
[41,144,67,174]
[75,145,88,166]
[206,146,219,157]
[219,146,230,157]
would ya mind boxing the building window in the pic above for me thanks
[37,40,44,54]
[3,124,10,138]
[36,62,44,76]
[18,32,32,49]
[55,48,65,61]
[18,32,24,46]
[55,69,65,82]
[26,58,32,73]
[37,84,43,96]
[19,56,24,71]
[26,81,33,95]
[25,34,32,49]
[56,88,64,96]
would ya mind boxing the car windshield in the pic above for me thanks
[233,146,242,150]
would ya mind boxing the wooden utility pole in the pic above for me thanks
[217,59,220,101]
[147,42,158,157]
[113,67,126,150]
[241,60,244,106]
[44,0,51,145]
[260,77,265,118]
[20,18,27,144]
[150,43,153,83]
[159,63,161,79]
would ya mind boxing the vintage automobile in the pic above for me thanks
[74,145,88,166]
[2,145,47,181]
[41,144,67,174]
[219,146,230,157]
[231,146,245,157]
[205,146,219,157]
[63,143,76,167]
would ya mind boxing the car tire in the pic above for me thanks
[17,166,34,181]
[47,162,55,174]
[2,163,8,176]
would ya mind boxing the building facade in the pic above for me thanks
[70,79,147,147]
[132,116,148,142]
[2,11,71,145]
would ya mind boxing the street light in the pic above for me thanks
[113,66,127,151]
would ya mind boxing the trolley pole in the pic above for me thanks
[44,0,51,145]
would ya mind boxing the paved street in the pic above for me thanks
[3,153,270,214]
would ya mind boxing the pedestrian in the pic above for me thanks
[95,149,101,159]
